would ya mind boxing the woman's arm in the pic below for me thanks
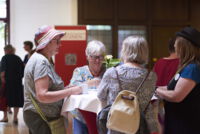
[0,72,5,84]
[145,101,161,134]
[85,78,101,88]
[97,69,113,103]
[156,77,196,102]
[35,76,82,103]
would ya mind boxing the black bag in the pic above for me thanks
[96,105,111,134]
[137,112,151,134]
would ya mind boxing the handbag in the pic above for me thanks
[106,68,150,134]
[0,82,5,97]
[0,83,7,111]
[0,96,7,111]
[97,104,111,134]
[29,94,66,134]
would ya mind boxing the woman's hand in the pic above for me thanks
[155,86,167,99]
[86,78,101,88]
[0,72,6,84]
[64,86,82,95]
[156,78,196,102]
[35,76,82,103]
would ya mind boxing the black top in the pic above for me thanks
[0,54,24,107]
[164,64,200,134]
[23,54,29,65]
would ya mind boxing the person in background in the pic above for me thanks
[156,27,200,134]
[0,60,8,122]
[0,45,24,124]
[69,40,106,134]
[23,41,34,65]
[153,37,179,86]
[23,25,83,134]
[153,37,179,132]
[98,35,160,134]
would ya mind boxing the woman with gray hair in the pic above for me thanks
[70,40,106,86]
[97,36,160,134]
[69,40,106,134]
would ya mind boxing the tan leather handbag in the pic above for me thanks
[107,90,140,134]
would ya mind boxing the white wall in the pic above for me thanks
[10,0,77,59]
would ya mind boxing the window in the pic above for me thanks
[0,0,9,59]
[118,26,147,57]
[87,25,112,54]
[86,25,147,57]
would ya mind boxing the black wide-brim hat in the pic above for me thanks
[176,27,200,48]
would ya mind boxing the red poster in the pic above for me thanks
[55,26,87,86]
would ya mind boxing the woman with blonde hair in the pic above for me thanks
[156,27,200,134]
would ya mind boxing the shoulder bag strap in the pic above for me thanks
[115,67,151,113]
[135,69,150,94]
[115,68,123,91]
[29,94,49,123]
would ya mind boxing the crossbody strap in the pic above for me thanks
[29,94,49,123]
[135,70,150,94]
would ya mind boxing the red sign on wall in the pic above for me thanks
[55,26,87,86]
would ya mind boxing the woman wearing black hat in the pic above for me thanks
[156,27,200,134]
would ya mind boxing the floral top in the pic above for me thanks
[97,64,159,134]
[70,65,95,87]
[69,65,105,122]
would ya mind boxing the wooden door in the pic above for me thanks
[151,26,183,65]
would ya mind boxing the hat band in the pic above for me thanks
[36,32,62,51]
[38,29,56,44]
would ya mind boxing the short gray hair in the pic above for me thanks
[85,40,106,57]
[120,36,149,64]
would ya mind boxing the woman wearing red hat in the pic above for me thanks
[156,27,200,134]
[23,25,83,134]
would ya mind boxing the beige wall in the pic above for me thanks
[10,0,77,59]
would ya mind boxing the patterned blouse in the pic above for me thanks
[69,65,105,122]
[70,65,95,86]
[97,64,159,134]
[23,53,64,118]
[70,65,105,86]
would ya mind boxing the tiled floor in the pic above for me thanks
[0,108,74,134]
[0,108,29,134]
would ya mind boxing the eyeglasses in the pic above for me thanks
[51,39,61,44]
[90,55,104,60]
